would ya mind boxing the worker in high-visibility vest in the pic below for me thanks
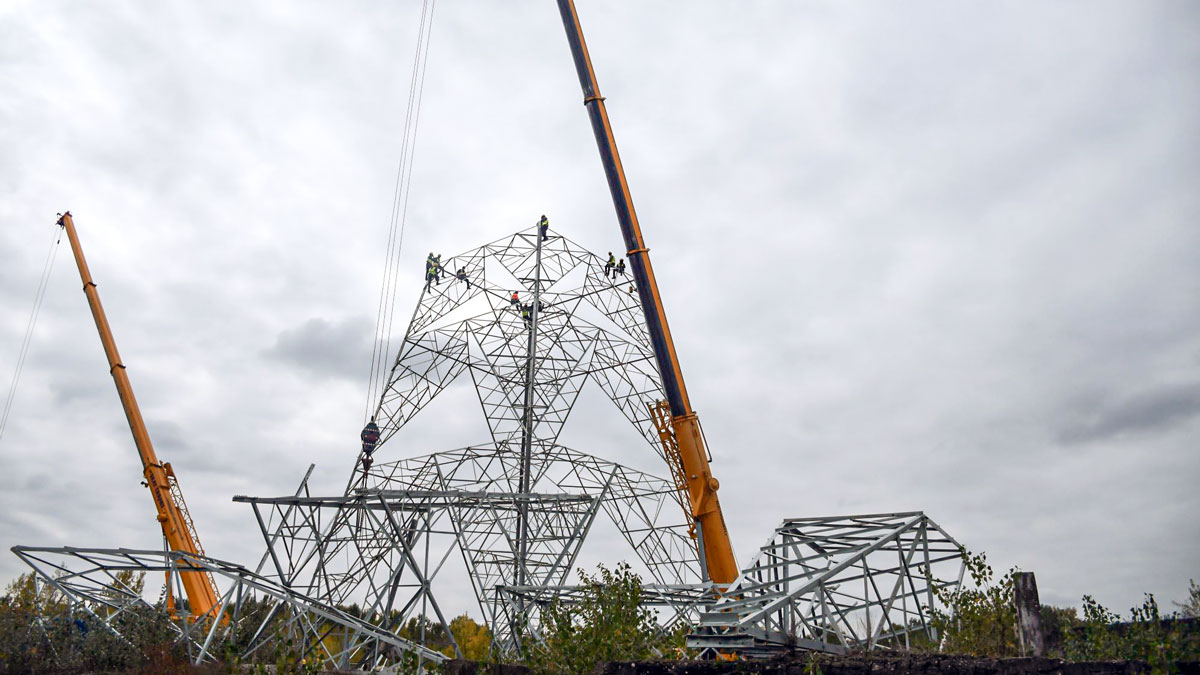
[605,252,616,278]
[539,215,549,241]
[425,253,437,290]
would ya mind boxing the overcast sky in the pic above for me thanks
[1,0,1197,623]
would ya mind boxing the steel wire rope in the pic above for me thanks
[365,0,438,423]
[1,222,64,442]
[369,0,441,413]
[365,0,430,419]
[377,2,437,416]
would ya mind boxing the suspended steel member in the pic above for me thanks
[360,417,381,472]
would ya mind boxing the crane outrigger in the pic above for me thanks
[56,212,221,620]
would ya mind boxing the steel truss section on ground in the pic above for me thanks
[10,545,446,671]
[687,512,966,656]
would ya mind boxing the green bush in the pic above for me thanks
[928,549,1020,657]
[0,571,187,673]
[526,563,682,675]
[1061,593,1200,671]
[927,550,1200,670]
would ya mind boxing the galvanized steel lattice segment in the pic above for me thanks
[370,227,675,485]
[10,545,447,670]
[688,512,966,656]
[254,224,702,651]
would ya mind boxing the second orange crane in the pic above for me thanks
[57,212,221,620]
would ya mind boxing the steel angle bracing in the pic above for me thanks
[234,226,696,654]
[11,545,447,669]
[364,226,691,518]
[274,440,700,653]
[688,513,965,655]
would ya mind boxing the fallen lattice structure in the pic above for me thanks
[10,543,447,669]
[688,512,965,656]
[12,225,966,669]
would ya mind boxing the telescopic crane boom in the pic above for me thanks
[56,212,221,620]
[554,1,739,586]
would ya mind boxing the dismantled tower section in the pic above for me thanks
[688,512,965,656]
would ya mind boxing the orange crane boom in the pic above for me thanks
[57,212,221,619]
[553,1,738,586]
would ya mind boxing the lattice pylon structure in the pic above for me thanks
[247,225,705,652]
[242,447,699,652]
[10,545,448,670]
[369,227,686,501]
[687,512,966,657]
[376,445,698,649]
[7,225,705,665]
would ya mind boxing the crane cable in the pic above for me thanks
[0,221,64,442]
[365,0,437,424]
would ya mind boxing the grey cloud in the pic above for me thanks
[263,316,373,381]
[144,418,190,456]
[1058,382,1200,445]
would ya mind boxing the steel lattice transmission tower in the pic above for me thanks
[369,226,687,484]
[296,224,705,648]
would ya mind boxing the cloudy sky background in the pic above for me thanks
[1,0,1198,621]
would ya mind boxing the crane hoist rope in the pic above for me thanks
[0,223,63,442]
[365,0,438,425]
[55,212,222,622]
